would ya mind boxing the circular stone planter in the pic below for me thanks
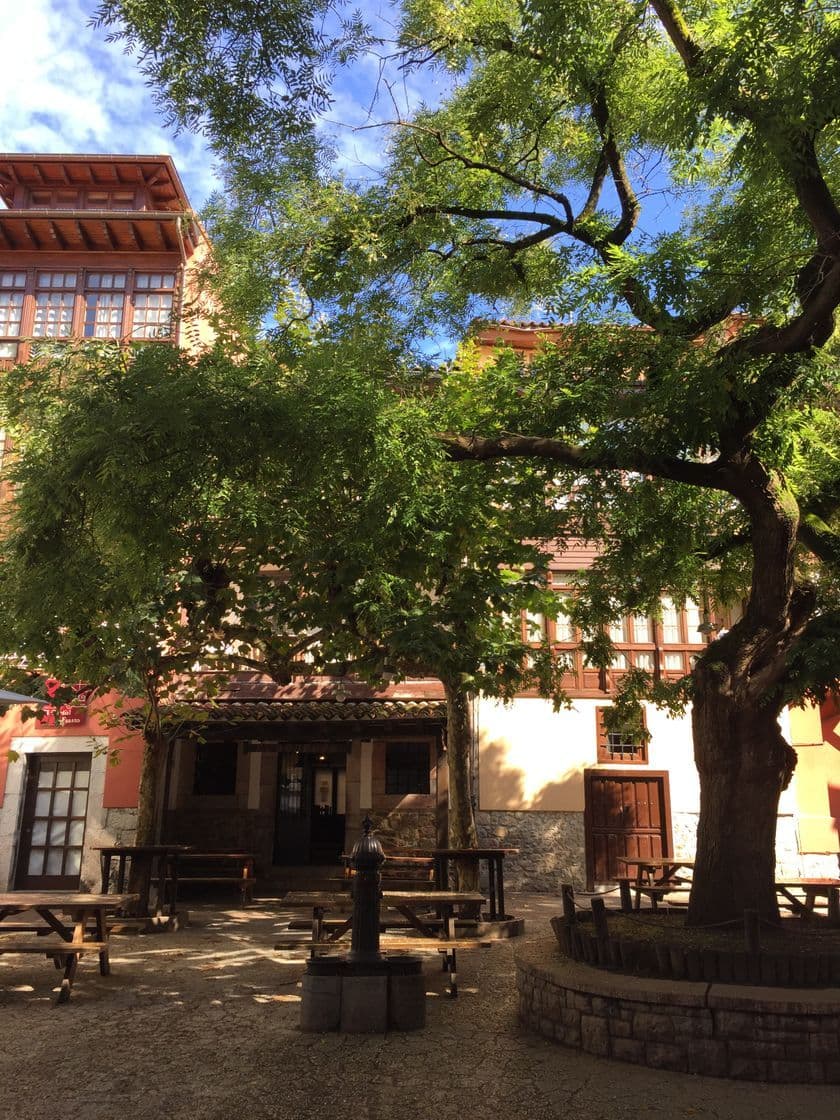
[516,937,840,1083]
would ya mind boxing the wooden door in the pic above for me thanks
[16,753,91,889]
[584,770,672,888]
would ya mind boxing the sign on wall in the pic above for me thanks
[36,679,92,729]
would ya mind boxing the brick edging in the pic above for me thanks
[516,937,840,1082]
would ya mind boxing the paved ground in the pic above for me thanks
[0,892,838,1120]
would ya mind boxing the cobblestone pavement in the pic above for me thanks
[0,892,837,1120]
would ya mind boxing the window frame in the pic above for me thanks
[384,741,432,796]
[596,706,649,765]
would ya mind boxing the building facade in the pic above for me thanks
[0,156,837,895]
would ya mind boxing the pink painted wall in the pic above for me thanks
[0,692,145,809]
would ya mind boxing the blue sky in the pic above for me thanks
[1,0,219,206]
[0,0,441,211]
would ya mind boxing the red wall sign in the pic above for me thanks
[37,679,92,728]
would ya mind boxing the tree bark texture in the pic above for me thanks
[443,679,480,891]
[687,462,803,925]
[134,731,166,847]
[688,673,793,924]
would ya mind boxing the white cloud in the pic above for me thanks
[0,0,218,207]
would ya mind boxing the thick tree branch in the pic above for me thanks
[440,432,731,491]
[648,0,703,69]
[577,148,609,222]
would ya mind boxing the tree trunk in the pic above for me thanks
[134,731,167,846]
[685,461,806,926]
[687,666,795,925]
[443,679,479,891]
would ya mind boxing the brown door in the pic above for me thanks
[15,753,91,889]
[584,770,672,888]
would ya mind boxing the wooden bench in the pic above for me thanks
[0,938,109,1003]
[339,850,436,892]
[171,851,257,905]
[617,876,691,912]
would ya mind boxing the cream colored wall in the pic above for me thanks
[478,697,805,820]
[477,695,800,817]
[477,697,591,811]
[179,234,218,352]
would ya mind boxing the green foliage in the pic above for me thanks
[92,1,365,159]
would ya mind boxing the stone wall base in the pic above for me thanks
[517,937,840,1082]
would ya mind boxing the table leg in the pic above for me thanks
[99,852,111,894]
[496,857,507,921]
[93,905,110,976]
[116,854,127,893]
[434,855,448,892]
[487,857,497,920]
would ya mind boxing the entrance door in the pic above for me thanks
[584,770,672,888]
[274,748,347,865]
[16,753,91,889]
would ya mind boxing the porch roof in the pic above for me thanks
[184,698,447,724]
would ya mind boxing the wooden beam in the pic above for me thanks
[101,220,117,251]
[131,221,147,251]
[48,219,68,250]
[23,221,42,250]
[74,220,95,252]
[159,220,177,251]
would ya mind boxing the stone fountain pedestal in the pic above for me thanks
[299,817,426,1033]
[301,954,426,1032]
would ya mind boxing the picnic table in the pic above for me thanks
[616,856,695,911]
[426,847,518,920]
[775,878,840,923]
[94,844,193,919]
[0,891,137,1002]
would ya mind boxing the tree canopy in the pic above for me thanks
[13,0,840,919]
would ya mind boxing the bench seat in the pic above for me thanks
[0,938,110,1002]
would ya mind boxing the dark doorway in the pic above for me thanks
[16,753,91,889]
[274,747,347,865]
[584,770,672,888]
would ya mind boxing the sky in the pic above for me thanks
[0,0,439,212]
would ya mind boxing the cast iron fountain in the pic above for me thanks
[300,817,426,1031]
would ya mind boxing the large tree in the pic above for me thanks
[99,0,840,923]
[0,338,566,876]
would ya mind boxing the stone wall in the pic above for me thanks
[517,937,840,1083]
[162,808,275,869]
[477,810,586,892]
[362,809,438,851]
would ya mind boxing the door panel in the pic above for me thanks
[16,753,91,889]
[273,748,348,865]
[585,770,671,887]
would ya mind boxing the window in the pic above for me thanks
[193,743,238,796]
[385,741,430,795]
[608,618,627,643]
[631,614,653,643]
[29,189,81,208]
[84,273,126,339]
[33,272,77,337]
[554,607,575,643]
[85,190,136,210]
[661,596,681,644]
[596,708,648,763]
[524,610,546,642]
[132,273,175,339]
[0,272,25,342]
